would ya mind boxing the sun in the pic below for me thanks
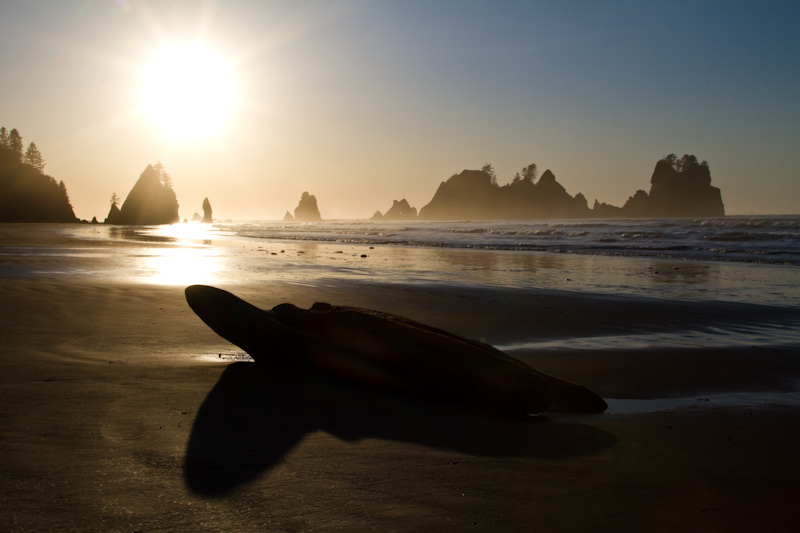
[141,43,236,141]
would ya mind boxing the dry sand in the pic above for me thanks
[1,224,800,531]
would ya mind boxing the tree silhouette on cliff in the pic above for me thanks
[0,126,76,222]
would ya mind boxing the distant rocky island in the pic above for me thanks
[372,155,724,220]
[371,199,418,221]
[284,191,322,222]
[0,127,78,223]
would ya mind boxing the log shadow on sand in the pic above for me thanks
[184,361,616,497]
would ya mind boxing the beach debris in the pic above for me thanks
[185,285,607,415]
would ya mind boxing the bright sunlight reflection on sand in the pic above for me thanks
[140,43,235,140]
[144,247,220,285]
[140,224,221,285]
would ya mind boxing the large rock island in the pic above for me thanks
[107,164,180,225]
[291,192,323,222]
[414,154,724,220]
[599,154,725,218]
[419,168,589,220]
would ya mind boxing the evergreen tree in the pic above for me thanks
[677,154,699,172]
[522,163,538,183]
[110,192,120,207]
[59,180,70,203]
[153,161,173,189]
[8,129,23,161]
[0,127,8,148]
[24,142,45,172]
[661,154,678,170]
[481,163,497,186]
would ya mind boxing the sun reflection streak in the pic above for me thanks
[136,224,223,285]
[142,246,221,286]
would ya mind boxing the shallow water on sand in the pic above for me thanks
[604,390,800,414]
[5,223,798,352]
[496,324,800,352]
[56,223,800,308]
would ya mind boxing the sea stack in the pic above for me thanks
[202,197,213,223]
[115,165,179,225]
[293,192,322,222]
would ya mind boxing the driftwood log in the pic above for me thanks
[185,285,607,415]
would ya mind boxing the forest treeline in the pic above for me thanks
[0,127,77,222]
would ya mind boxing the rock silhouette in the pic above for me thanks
[418,169,590,220]
[637,155,724,217]
[293,191,322,222]
[408,154,724,220]
[371,199,418,221]
[104,203,122,224]
[115,165,179,225]
[201,197,213,223]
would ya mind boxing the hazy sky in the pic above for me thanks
[1,1,798,220]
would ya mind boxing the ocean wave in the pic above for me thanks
[228,216,800,266]
[704,231,790,242]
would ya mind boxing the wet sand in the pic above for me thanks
[1,224,800,531]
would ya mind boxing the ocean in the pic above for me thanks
[228,215,800,265]
[49,215,800,311]
[7,217,798,352]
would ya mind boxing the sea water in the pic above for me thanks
[58,216,800,308]
[34,218,800,400]
[227,216,800,265]
[210,216,800,308]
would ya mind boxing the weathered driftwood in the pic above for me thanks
[185,285,607,415]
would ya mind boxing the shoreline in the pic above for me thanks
[2,224,800,530]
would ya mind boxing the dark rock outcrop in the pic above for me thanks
[191,212,202,222]
[282,211,295,222]
[115,165,180,225]
[626,155,725,217]
[413,154,724,220]
[293,192,322,222]
[418,169,590,220]
[202,197,213,223]
[0,146,78,222]
[418,170,503,220]
[592,199,623,218]
[104,204,122,224]
[371,199,418,221]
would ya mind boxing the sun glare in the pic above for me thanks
[141,43,235,141]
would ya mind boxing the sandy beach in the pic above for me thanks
[1,224,800,532]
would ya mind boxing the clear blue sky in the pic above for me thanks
[1,0,798,219]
